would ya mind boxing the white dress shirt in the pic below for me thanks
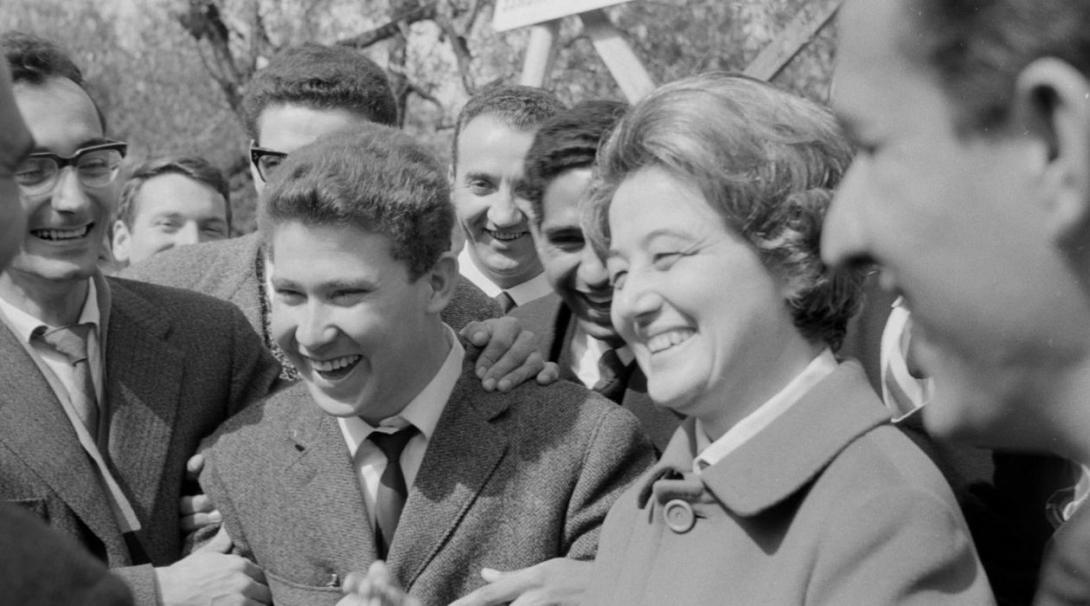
[337,326,465,527]
[880,297,934,422]
[0,278,104,405]
[569,325,634,388]
[694,349,839,472]
[457,247,553,306]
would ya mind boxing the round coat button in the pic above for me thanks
[663,499,695,533]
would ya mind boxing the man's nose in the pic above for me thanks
[577,244,610,290]
[487,187,525,229]
[820,163,869,270]
[295,303,338,351]
[174,221,201,246]
[50,168,92,215]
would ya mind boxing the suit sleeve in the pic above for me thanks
[807,488,996,605]
[564,402,656,560]
[226,304,282,415]
[109,566,156,606]
[190,441,253,560]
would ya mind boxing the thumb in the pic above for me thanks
[185,453,205,479]
[197,524,232,553]
[479,567,508,583]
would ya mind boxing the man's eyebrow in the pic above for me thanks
[462,170,494,182]
[30,136,113,155]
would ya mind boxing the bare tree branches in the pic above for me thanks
[335,3,437,49]
[175,0,245,112]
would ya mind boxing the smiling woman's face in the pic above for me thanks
[606,166,806,432]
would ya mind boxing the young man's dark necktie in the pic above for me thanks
[494,291,516,314]
[593,348,628,404]
[369,426,418,559]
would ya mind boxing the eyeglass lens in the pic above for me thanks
[254,151,286,182]
[16,147,125,195]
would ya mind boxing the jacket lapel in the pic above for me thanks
[389,366,509,588]
[0,322,127,559]
[104,280,182,525]
[281,387,377,572]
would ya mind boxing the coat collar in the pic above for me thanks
[219,232,266,331]
[640,362,889,517]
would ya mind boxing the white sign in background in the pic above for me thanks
[492,0,634,31]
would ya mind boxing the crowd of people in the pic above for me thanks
[2,0,1090,604]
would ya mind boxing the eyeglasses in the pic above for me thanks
[15,141,128,197]
[249,142,287,182]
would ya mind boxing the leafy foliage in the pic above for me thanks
[2,0,835,233]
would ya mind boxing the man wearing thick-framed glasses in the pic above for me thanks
[0,45,134,606]
[123,43,554,392]
[0,32,283,606]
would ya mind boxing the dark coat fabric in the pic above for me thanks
[510,293,680,451]
[586,362,995,606]
[199,359,656,606]
[0,276,282,605]
[0,502,133,606]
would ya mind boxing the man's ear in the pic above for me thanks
[424,252,459,314]
[111,220,131,264]
[1014,58,1090,248]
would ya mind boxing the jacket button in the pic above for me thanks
[663,499,695,533]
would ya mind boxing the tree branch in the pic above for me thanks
[335,4,437,49]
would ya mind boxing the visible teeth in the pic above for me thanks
[32,225,92,241]
[647,329,694,354]
[489,231,524,242]
[310,355,360,372]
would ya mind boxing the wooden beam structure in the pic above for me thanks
[744,0,842,81]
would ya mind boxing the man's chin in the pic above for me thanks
[305,384,362,418]
[577,318,622,345]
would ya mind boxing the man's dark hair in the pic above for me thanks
[451,83,565,169]
[521,99,627,227]
[0,31,106,130]
[241,43,399,141]
[115,156,232,231]
[259,123,452,280]
[908,0,1090,136]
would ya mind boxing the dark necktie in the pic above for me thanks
[37,324,99,440]
[593,348,628,404]
[369,426,418,559]
[494,291,516,314]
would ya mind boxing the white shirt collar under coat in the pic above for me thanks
[694,348,839,472]
[337,325,465,458]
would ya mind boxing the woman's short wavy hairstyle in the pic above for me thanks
[586,72,864,350]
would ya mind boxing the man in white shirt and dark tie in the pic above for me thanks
[196,123,654,606]
[451,83,564,313]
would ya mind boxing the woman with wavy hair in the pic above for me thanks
[583,73,994,605]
